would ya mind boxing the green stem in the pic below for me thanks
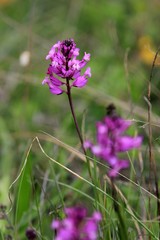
[66,78,92,178]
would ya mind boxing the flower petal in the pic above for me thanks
[50,76,63,86]
[108,160,129,178]
[42,77,49,85]
[72,76,88,88]
[117,136,142,151]
[49,85,63,95]
[83,140,93,149]
[83,52,91,61]
[91,145,102,156]
[84,67,91,78]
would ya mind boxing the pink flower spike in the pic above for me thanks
[51,206,101,240]
[85,104,143,178]
[43,39,91,94]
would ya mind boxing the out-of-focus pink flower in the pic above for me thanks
[84,106,142,178]
[51,206,101,240]
[43,39,91,95]
[26,227,37,240]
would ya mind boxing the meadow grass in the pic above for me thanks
[1,0,160,239]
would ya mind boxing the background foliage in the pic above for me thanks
[1,0,160,239]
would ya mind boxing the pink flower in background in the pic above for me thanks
[26,227,37,240]
[51,206,101,240]
[84,105,142,178]
[42,39,91,95]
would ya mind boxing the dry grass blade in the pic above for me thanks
[146,46,160,238]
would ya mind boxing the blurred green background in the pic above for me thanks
[1,0,160,212]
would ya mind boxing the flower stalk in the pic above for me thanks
[42,38,92,177]
[66,78,86,155]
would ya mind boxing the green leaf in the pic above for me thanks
[14,150,33,225]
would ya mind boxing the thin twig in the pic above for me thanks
[147,46,160,237]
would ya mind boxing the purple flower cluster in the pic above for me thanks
[84,113,142,178]
[42,39,91,95]
[51,206,101,240]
